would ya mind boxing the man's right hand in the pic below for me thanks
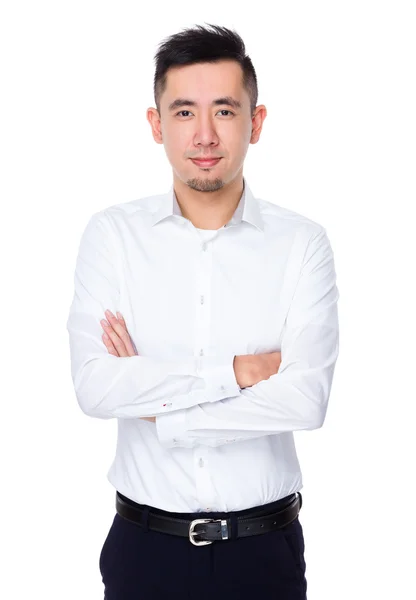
[233,352,282,389]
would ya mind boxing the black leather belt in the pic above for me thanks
[115,491,302,546]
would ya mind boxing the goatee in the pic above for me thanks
[186,177,224,192]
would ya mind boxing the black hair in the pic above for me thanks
[153,23,258,116]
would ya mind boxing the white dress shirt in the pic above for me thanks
[66,178,339,512]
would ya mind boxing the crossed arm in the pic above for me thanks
[67,212,339,449]
[98,308,283,423]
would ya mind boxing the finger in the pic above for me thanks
[116,311,127,329]
[116,310,138,354]
[102,332,119,357]
[116,312,137,353]
[104,312,133,356]
[105,310,137,357]
[100,318,129,357]
[116,310,139,355]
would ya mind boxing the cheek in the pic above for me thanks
[224,122,251,148]
[164,129,190,157]
[228,136,250,161]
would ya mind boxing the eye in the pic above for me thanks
[176,110,194,117]
[175,109,235,117]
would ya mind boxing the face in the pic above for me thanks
[147,60,267,193]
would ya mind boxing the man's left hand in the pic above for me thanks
[100,309,156,423]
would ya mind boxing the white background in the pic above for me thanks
[1,1,415,598]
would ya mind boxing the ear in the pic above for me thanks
[147,107,163,144]
[250,105,267,144]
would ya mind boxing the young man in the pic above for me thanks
[66,23,339,600]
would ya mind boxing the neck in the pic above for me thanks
[173,174,244,230]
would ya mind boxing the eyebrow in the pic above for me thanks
[168,96,242,112]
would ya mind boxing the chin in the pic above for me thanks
[185,177,225,192]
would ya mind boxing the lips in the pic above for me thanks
[191,158,222,167]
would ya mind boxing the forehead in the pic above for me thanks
[163,60,245,101]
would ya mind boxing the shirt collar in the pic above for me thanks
[149,177,264,233]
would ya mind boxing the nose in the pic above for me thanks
[193,114,219,148]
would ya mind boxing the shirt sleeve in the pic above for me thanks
[66,212,241,420]
[155,228,340,449]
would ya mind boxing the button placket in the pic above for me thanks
[194,235,213,376]
[194,447,217,510]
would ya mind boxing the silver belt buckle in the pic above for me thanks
[189,518,229,546]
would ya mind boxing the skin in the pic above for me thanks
[146,59,267,229]
[100,60,279,421]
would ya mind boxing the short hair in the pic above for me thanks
[153,23,258,116]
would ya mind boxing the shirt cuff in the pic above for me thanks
[156,409,189,449]
[198,354,241,402]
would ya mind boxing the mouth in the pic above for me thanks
[190,157,222,168]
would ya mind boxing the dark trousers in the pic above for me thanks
[99,494,307,599]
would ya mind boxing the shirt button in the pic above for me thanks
[202,243,207,251]
[220,386,225,391]
[199,458,204,467]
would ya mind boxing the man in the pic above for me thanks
[66,23,339,600]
